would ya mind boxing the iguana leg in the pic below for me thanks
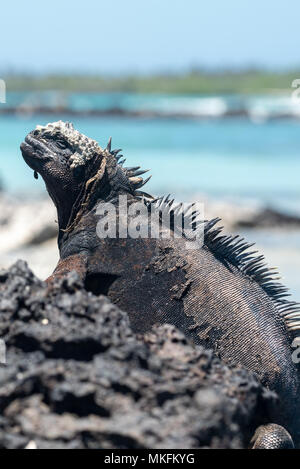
[46,253,88,284]
[251,424,294,449]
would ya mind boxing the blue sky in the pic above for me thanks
[1,0,300,73]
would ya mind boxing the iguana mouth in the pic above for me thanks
[20,134,51,169]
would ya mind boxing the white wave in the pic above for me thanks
[247,95,300,120]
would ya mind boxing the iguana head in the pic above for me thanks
[21,121,152,240]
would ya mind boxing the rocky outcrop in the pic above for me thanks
[0,261,276,449]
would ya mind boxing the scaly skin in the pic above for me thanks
[21,121,300,448]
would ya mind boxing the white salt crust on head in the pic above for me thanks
[34,121,103,169]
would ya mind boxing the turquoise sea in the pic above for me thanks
[1,109,300,212]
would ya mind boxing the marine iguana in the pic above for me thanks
[21,121,300,449]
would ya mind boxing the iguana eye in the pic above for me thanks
[57,140,68,150]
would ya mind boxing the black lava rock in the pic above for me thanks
[0,261,277,449]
